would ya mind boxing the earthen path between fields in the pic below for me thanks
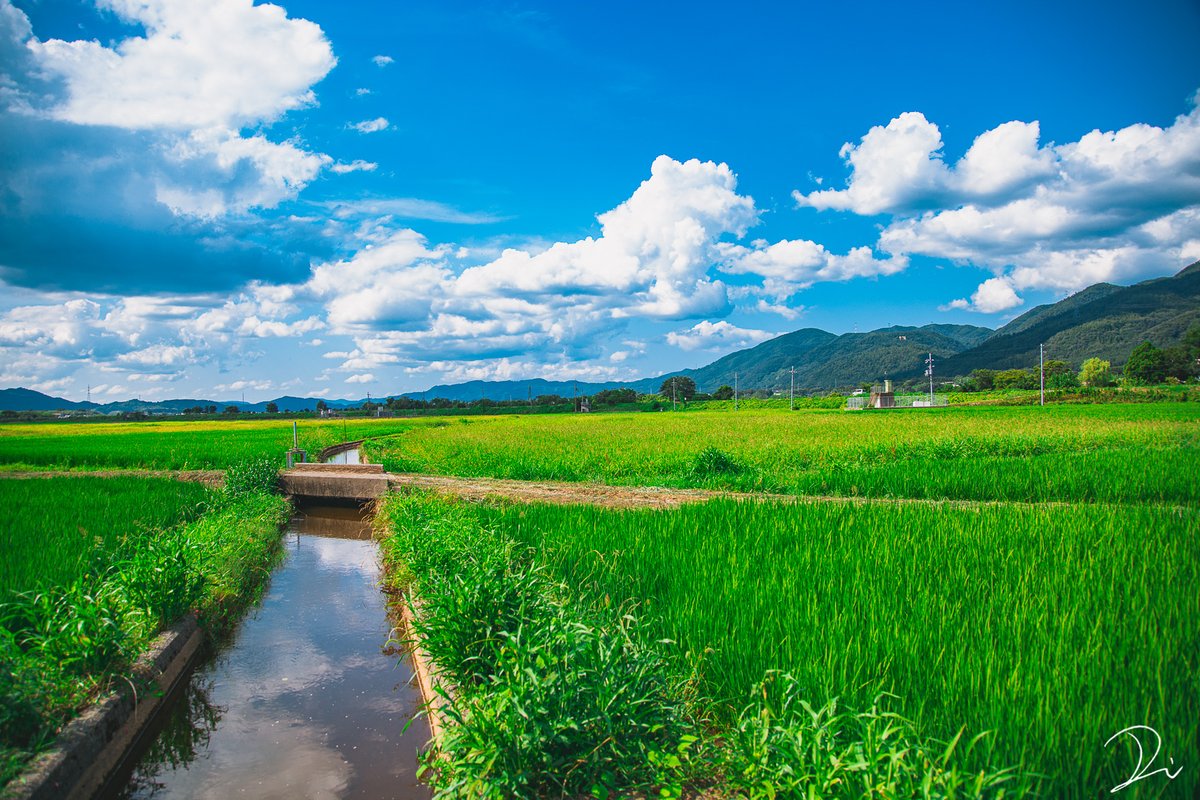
[4,467,1192,512]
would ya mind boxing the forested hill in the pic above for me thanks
[913,261,1200,378]
[632,324,993,392]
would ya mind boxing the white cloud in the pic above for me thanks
[666,320,775,352]
[372,55,394,67]
[941,276,1023,313]
[455,155,756,319]
[330,160,378,174]
[28,0,335,131]
[320,197,506,224]
[9,0,337,221]
[350,117,390,134]
[345,372,376,384]
[718,239,907,300]
[156,129,331,216]
[799,93,1200,309]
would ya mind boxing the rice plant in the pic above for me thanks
[376,492,1032,798]
[366,403,1200,504]
[479,498,1199,796]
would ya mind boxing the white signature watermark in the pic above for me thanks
[1105,725,1182,793]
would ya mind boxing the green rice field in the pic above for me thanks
[368,403,1200,504]
[0,477,213,597]
[475,498,1199,796]
[0,417,416,471]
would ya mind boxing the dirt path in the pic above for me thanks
[384,472,1106,511]
[4,467,1191,513]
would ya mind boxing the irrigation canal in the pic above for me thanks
[105,500,431,800]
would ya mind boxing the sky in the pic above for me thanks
[1,0,1199,402]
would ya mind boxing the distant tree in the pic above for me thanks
[362,400,378,412]
[967,369,996,391]
[1123,342,1167,384]
[1048,371,1080,390]
[534,394,569,406]
[1162,345,1199,381]
[316,400,328,412]
[1079,358,1114,387]
[659,376,697,401]
[1043,360,1072,379]
[994,368,1035,390]
[206,405,217,414]
[223,405,240,415]
[593,388,638,405]
[265,401,279,414]
[712,384,734,400]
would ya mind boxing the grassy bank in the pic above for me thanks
[377,492,1034,798]
[367,404,1199,504]
[0,468,290,787]
[478,498,1198,796]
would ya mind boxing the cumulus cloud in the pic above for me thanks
[718,239,907,301]
[28,0,335,131]
[0,281,331,392]
[666,320,775,352]
[372,55,394,67]
[941,276,1023,313]
[0,0,338,292]
[350,117,390,133]
[798,93,1200,311]
[345,373,376,384]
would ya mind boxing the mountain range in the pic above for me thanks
[3,261,1197,412]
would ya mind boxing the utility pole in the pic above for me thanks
[528,384,533,409]
[924,353,935,405]
[1040,343,1045,407]
[574,381,578,412]
[86,384,90,404]
[671,378,677,411]
[790,367,795,411]
[734,372,739,411]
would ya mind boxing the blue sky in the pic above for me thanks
[1,0,1199,401]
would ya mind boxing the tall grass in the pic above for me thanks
[0,477,212,597]
[367,404,1200,504]
[377,492,1033,798]
[0,471,290,787]
[480,499,1200,797]
[0,417,419,471]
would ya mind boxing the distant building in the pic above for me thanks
[870,380,896,408]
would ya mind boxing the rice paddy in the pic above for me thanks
[0,477,213,597]
[368,403,1200,504]
[0,417,418,471]
[474,498,1199,796]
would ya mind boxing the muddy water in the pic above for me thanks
[111,504,430,800]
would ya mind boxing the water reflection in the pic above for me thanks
[112,505,429,800]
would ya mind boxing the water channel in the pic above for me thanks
[108,499,431,800]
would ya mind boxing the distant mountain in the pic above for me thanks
[632,324,992,392]
[0,387,95,412]
[919,261,1200,378]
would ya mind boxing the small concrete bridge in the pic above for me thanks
[279,463,390,500]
